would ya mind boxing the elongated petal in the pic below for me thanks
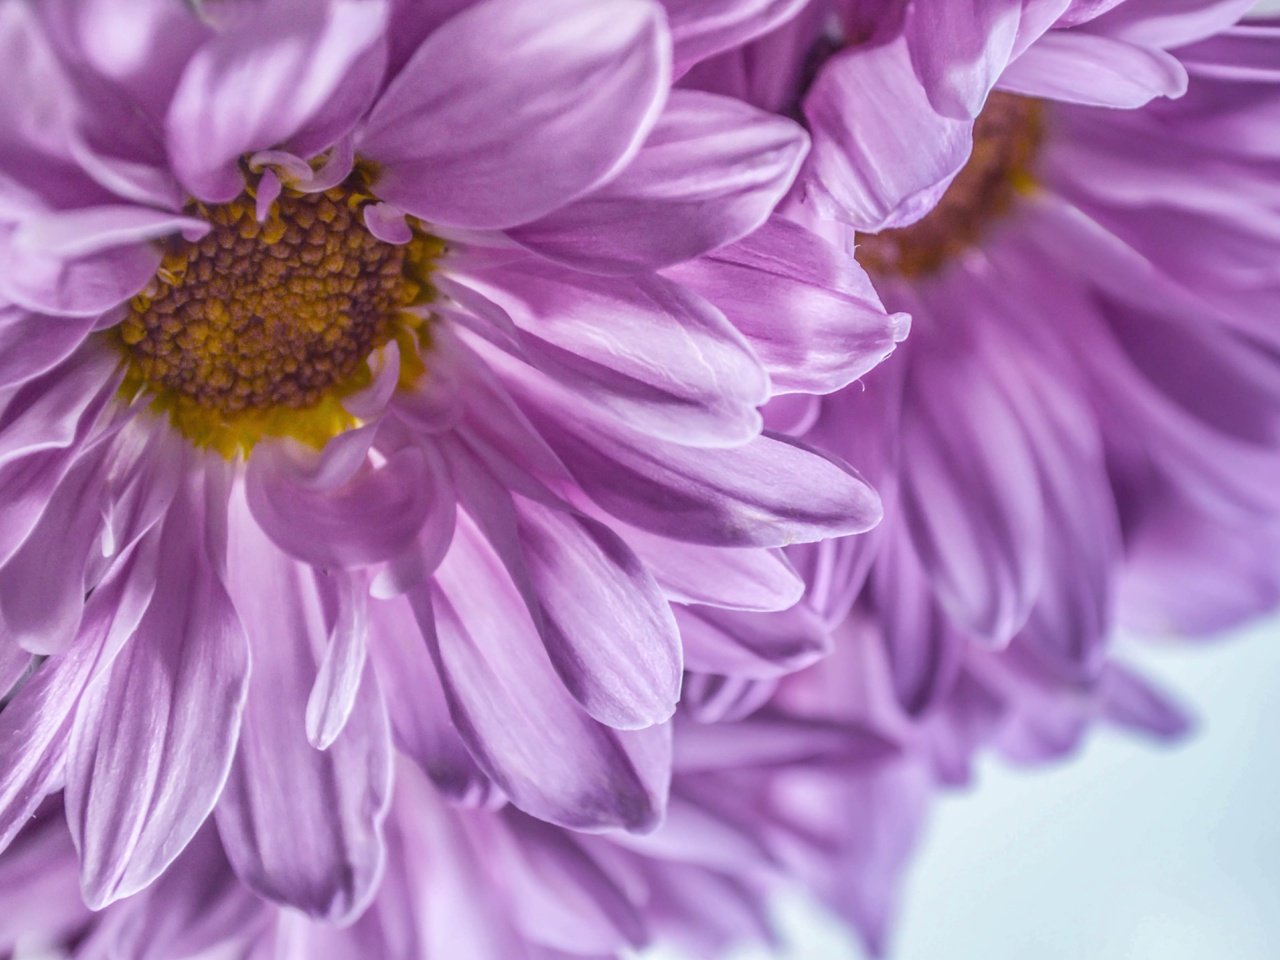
[0,542,156,855]
[67,476,249,909]
[360,0,670,229]
[905,0,1024,119]
[217,494,392,922]
[621,525,804,611]
[455,259,767,448]
[999,31,1187,107]
[425,516,670,831]
[0,226,159,317]
[513,498,681,729]
[0,307,99,390]
[678,601,831,679]
[661,0,810,74]
[366,596,493,804]
[897,293,1045,645]
[532,413,882,547]
[803,35,972,231]
[509,91,807,274]
[13,206,207,259]
[667,216,908,394]
[0,446,109,655]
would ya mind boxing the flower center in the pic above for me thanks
[117,181,440,455]
[856,93,1043,278]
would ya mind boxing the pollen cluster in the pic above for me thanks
[856,93,1043,278]
[118,184,440,454]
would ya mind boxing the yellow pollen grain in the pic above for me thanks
[856,93,1044,279]
[116,182,444,456]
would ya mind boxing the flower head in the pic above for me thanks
[0,0,903,919]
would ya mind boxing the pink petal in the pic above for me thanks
[512,498,682,729]
[999,30,1188,107]
[803,35,973,231]
[167,0,388,201]
[904,0,1025,119]
[366,595,493,804]
[359,0,671,229]
[454,259,768,448]
[0,307,99,390]
[424,516,671,832]
[246,438,452,568]
[508,91,808,274]
[0,543,157,855]
[66,474,249,909]
[667,215,909,394]
[678,601,832,679]
[0,225,159,317]
[217,497,392,922]
[532,411,883,548]
[660,0,810,74]
[621,526,805,611]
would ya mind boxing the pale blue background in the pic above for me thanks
[648,619,1280,960]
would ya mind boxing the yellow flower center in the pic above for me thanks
[116,177,441,456]
[856,93,1043,278]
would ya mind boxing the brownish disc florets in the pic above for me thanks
[856,93,1044,278]
[118,182,439,454]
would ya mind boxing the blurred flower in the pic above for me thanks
[0,0,904,921]
[681,1,1280,951]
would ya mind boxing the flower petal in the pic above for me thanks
[246,437,451,568]
[803,35,972,231]
[0,225,159,317]
[13,206,208,259]
[423,515,671,831]
[620,525,805,611]
[512,497,682,729]
[0,445,110,655]
[999,30,1188,107]
[533,413,883,548]
[359,0,671,229]
[0,541,156,855]
[167,0,388,201]
[454,259,768,448]
[904,0,1024,119]
[660,0,810,74]
[0,307,99,390]
[508,91,807,275]
[66,471,250,909]
[217,495,392,922]
[667,216,909,394]
[678,601,831,679]
[366,596,493,804]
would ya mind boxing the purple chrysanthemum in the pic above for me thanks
[674,0,1280,950]
[0,0,910,920]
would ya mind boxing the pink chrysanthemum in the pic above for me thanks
[0,0,906,919]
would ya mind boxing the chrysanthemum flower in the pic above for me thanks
[693,0,1280,706]
[0,0,905,919]
[672,2,1280,951]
